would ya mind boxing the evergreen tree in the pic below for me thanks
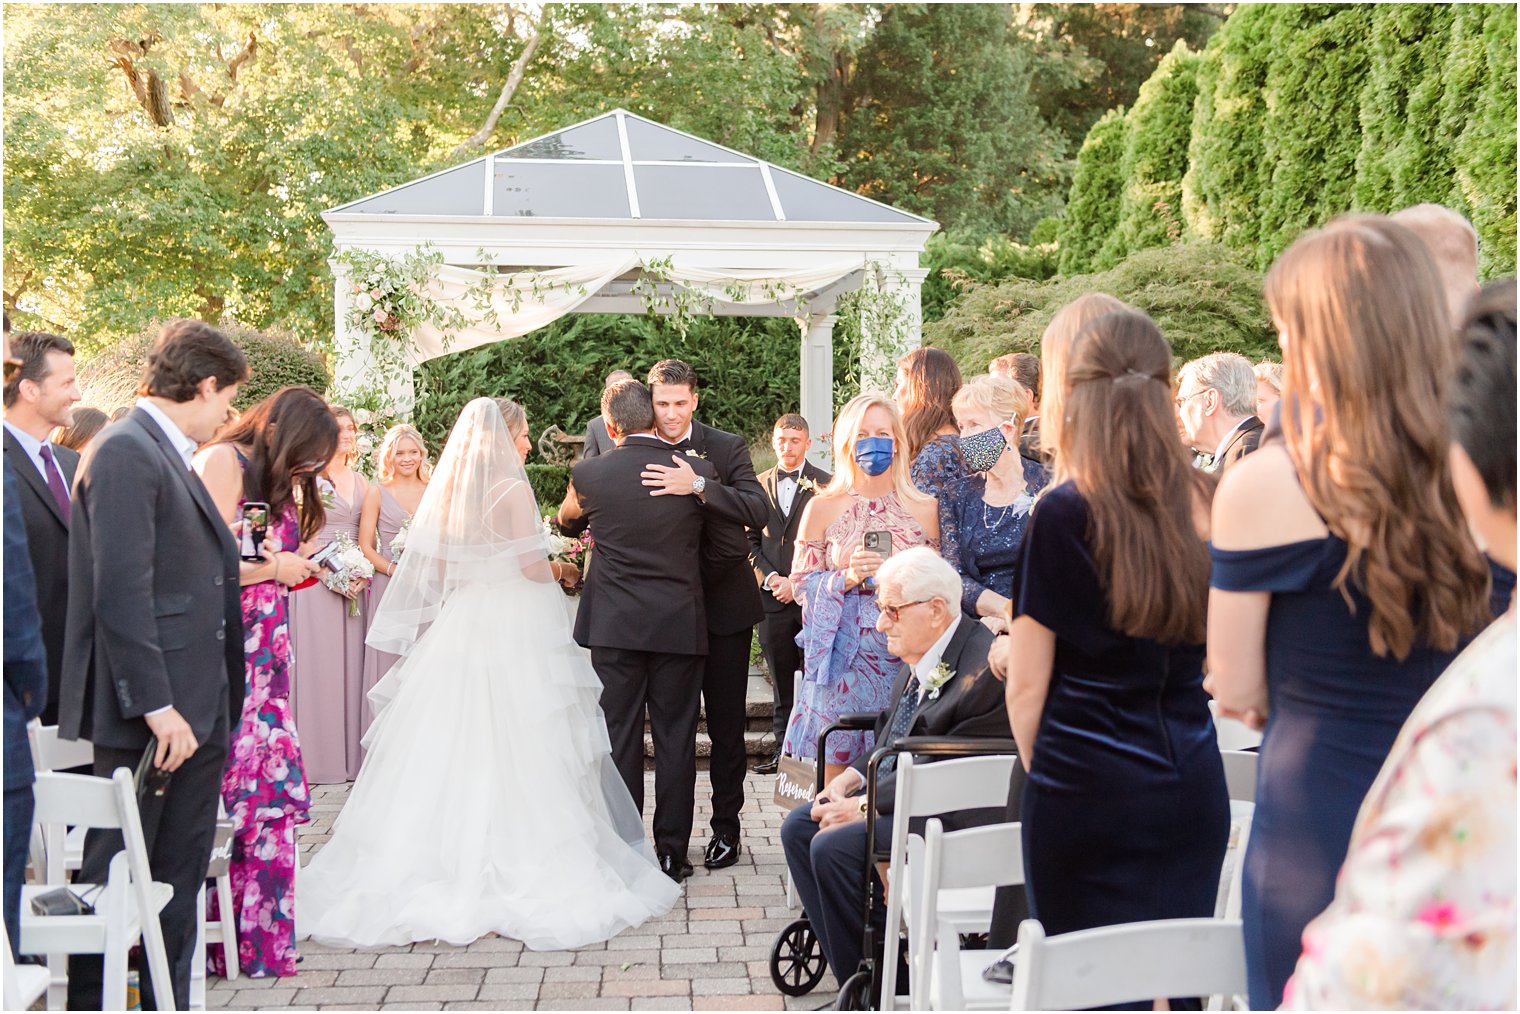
[1055,108,1129,274]
[1452,5,1518,277]
[1094,40,1200,269]
[1181,4,1274,250]
[1257,4,1373,267]
[837,3,1067,236]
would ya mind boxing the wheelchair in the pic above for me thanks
[768,713,1018,1010]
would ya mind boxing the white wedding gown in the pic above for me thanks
[298,400,679,950]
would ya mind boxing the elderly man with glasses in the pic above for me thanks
[779,546,1013,996]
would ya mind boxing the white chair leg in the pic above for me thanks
[216,871,238,980]
[45,953,67,1011]
[102,935,128,1012]
[191,884,208,1011]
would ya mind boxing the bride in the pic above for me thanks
[299,397,679,950]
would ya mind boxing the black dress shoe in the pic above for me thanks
[751,751,780,775]
[703,833,742,869]
[659,852,693,882]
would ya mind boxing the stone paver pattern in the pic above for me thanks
[208,771,833,1011]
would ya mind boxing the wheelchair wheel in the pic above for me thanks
[835,969,871,1010]
[769,917,828,997]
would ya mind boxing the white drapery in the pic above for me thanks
[408,255,865,362]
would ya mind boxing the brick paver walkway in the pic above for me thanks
[208,771,832,1011]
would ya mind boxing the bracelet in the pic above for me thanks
[551,562,561,581]
[272,558,281,585]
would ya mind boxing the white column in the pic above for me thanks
[329,258,416,418]
[799,313,836,468]
[858,265,928,393]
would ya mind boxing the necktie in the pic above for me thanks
[39,444,70,523]
[877,674,922,778]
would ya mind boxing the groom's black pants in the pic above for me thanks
[592,647,705,859]
[703,626,753,840]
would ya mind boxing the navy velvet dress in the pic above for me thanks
[1212,537,1516,1010]
[938,457,1049,616]
[1017,483,1229,947]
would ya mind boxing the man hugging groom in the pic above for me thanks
[558,362,766,881]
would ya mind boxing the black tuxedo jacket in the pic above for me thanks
[558,435,718,655]
[1215,415,1265,473]
[747,460,832,614]
[58,409,244,750]
[677,421,768,635]
[849,619,1009,816]
[3,429,79,718]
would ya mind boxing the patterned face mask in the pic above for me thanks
[960,425,1008,472]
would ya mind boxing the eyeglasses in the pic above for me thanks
[1173,388,1210,408]
[878,599,932,623]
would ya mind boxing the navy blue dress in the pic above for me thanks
[1017,483,1229,948]
[1212,537,1515,1010]
[938,457,1049,616]
[910,433,967,501]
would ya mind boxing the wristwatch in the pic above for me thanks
[691,475,707,498]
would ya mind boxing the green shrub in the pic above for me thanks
[1056,108,1129,274]
[923,242,1275,372]
[921,231,1058,323]
[526,463,571,510]
[1096,41,1201,270]
[77,319,329,412]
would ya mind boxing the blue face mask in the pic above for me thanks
[854,436,895,477]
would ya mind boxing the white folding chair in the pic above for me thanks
[880,750,1018,1012]
[3,923,50,1012]
[191,801,239,1011]
[1209,701,1262,752]
[1215,750,1258,921]
[908,818,1025,1010]
[20,770,178,1012]
[28,721,97,884]
[1008,917,1248,1011]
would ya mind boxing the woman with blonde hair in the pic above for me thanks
[1207,215,1503,1009]
[1253,361,1283,420]
[939,375,1048,628]
[359,424,432,697]
[782,393,938,785]
[1035,293,1130,474]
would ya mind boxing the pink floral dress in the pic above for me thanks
[207,489,310,978]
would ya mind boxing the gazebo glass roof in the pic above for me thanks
[332,110,929,226]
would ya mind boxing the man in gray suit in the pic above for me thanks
[581,368,634,459]
[60,319,249,1010]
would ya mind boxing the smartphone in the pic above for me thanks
[239,501,270,562]
[862,529,892,592]
[133,737,173,799]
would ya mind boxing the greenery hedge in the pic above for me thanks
[526,464,571,510]
[1060,3,1517,278]
[77,320,329,412]
[923,242,1276,373]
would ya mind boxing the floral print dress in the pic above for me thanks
[207,491,310,978]
[781,490,932,765]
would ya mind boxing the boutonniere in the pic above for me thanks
[796,475,818,494]
[923,661,954,700]
[685,448,709,461]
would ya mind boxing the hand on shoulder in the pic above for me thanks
[1212,444,1327,550]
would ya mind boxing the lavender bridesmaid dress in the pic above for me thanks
[360,485,410,714]
[289,471,370,783]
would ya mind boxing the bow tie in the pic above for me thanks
[778,469,802,482]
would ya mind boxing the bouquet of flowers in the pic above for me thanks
[321,532,375,617]
[388,516,413,561]
[543,518,593,593]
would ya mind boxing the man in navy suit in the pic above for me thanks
[3,320,51,958]
[747,414,831,773]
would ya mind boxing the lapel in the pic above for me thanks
[763,467,783,525]
[3,429,67,529]
[783,463,822,538]
[129,408,233,548]
[911,618,978,731]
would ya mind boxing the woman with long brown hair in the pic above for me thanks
[1003,309,1228,951]
[288,403,372,782]
[1036,292,1129,477]
[1207,215,1501,1009]
[894,346,967,498]
[193,385,333,977]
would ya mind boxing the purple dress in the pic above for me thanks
[781,490,931,765]
[288,470,370,783]
[207,493,309,978]
[360,485,411,710]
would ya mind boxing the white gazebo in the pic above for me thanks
[323,109,936,460]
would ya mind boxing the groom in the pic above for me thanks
[557,379,718,881]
